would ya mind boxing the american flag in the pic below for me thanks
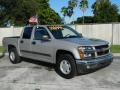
[29,15,38,23]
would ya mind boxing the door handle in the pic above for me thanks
[20,40,24,43]
[32,41,36,45]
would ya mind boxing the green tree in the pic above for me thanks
[79,0,88,24]
[0,0,62,26]
[68,0,78,24]
[118,14,120,22]
[73,16,94,24]
[68,0,77,9]
[67,0,77,17]
[61,0,77,24]
[61,6,68,24]
[92,0,119,23]
[61,0,88,24]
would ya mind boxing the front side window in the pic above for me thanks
[22,27,33,39]
[47,26,82,39]
[34,27,50,40]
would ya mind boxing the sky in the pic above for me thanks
[49,0,120,23]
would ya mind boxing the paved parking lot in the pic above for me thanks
[0,55,120,90]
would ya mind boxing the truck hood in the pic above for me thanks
[61,37,109,46]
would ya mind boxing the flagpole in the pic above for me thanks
[36,14,39,28]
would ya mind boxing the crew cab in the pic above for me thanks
[3,25,113,79]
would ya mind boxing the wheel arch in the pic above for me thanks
[56,49,75,63]
[8,45,16,52]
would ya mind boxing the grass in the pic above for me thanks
[0,46,5,53]
[0,45,120,53]
[110,45,120,53]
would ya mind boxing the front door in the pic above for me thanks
[31,26,53,63]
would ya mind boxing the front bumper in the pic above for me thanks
[76,53,113,74]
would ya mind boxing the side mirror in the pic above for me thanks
[42,35,51,41]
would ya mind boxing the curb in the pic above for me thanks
[0,53,8,55]
[0,53,5,58]
[113,53,120,58]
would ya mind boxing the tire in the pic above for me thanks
[56,54,77,79]
[9,48,21,64]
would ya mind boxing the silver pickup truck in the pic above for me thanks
[3,25,113,79]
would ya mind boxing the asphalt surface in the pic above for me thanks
[0,55,120,90]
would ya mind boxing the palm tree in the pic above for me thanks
[61,0,77,24]
[61,0,89,24]
[68,0,77,24]
[68,0,77,9]
[79,0,88,24]
[61,6,68,24]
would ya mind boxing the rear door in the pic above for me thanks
[19,26,33,58]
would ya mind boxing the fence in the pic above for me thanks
[0,23,120,45]
[0,26,22,45]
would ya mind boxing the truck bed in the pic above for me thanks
[3,36,20,52]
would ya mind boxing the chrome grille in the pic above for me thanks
[95,45,109,49]
[95,45,109,56]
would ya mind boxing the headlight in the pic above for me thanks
[78,46,93,59]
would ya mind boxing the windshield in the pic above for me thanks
[47,26,82,39]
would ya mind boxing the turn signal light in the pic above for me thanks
[79,51,84,59]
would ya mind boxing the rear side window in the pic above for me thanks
[22,27,33,39]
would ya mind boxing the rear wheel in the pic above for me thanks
[56,54,77,79]
[9,48,21,64]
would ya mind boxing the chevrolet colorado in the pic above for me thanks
[3,25,113,79]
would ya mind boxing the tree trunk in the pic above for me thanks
[63,16,66,24]
[72,13,75,25]
[82,11,84,24]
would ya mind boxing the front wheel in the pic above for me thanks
[56,54,77,79]
[9,48,21,64]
